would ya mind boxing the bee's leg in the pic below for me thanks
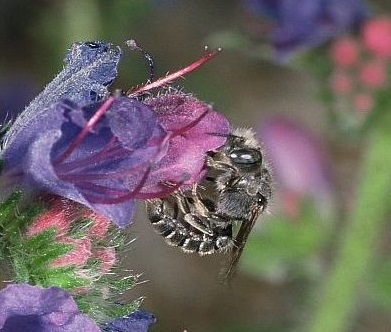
[188,184,212,217]
[171,189,214,236]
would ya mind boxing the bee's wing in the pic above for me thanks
[219,210,259,284]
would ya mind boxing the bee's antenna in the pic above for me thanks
[126,39,155,83]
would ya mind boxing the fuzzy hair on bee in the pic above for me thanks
[146,127,273,281]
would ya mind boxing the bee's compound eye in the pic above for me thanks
[229,148,262,165]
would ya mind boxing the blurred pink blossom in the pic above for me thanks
[362,16,391,58]
[359,59,387,87]
[258,117,333,218]
[330,37,360,67]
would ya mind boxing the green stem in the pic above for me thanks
[305,114,391,332]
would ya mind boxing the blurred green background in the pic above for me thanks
[1,1,391,331]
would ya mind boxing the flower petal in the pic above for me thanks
[4,41,121,148]
[104,309,156,332]
[0,284,100,332]
[142,93,230,192]
[2,98,162,227]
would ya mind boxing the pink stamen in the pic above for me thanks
[126,48,222,96]
[82,178,184,203]
[54,97,115,165]
[76,182,130,196]
[170,110,209,137]
[76,132,174,203]
[85,164,153,204]
[56,137,123,173]
[132,182,183,199]
[57,132,169,178]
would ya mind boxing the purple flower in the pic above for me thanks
[0,284,100,332]
[244,0,369,61]
[1,94,229,227]
[104,309,156,332]
[4,41,121,147]
[258,117,333,217]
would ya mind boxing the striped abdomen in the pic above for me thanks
[146,198,233,255]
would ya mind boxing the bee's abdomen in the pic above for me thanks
[146,199,233,255]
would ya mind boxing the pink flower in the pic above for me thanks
[25,197,118,274]
[51,237,92,268]
[358,59,387,87]
[362,16,391,58]
[2,96,229,228]
[84,211,111,240]
[330,37,360,67]
[94,247,116,272]
[258,117,333,217]
[25,198,73,238]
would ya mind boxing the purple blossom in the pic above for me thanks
[258,117,333,216]
[0,284,100,332]
[104,309,156,332]
[244,0,369,61]
[4,41,121,147]
[1,94,229,227]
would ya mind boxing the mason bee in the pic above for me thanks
[146,128,272,281]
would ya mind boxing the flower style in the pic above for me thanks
[0,284,100,332]
[244,0,369,61]
[1,94,229,227]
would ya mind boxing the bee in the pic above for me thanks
[146,128,273,281]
